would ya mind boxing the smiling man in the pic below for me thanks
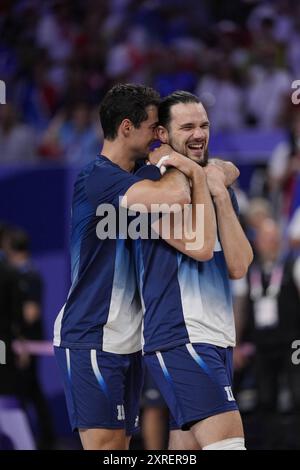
[134,91,253,450]
[158,93,210,165]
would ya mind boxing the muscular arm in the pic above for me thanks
[157,166,216,261]
[214,190,253,279]
[147,153,217,261]
[208,159,240,187]
[121,167,191,212]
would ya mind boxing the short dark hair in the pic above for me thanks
[159,91,200,129]
[99,84,160,140]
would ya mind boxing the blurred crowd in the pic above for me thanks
[1,0,300,450]
[1,0,300,164]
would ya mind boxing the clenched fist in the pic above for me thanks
[204,164,227,197]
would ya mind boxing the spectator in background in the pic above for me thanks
[153,46,198,98]
[0,104,37,165]
[246,44,291,128]
[268,111,300,219]
[14,55,61,131]
[245,197,273,247]
[3,227,55,449]
[35,1,75,63]
[0,224,20,396]
[247,5,279,50]
[196,60,244,131]
[0,223,35,450]
[244,219,300,449]
[287,13,300,77]
[288,206,300,251]
[39,103,101,165]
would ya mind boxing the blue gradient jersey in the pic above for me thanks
[54,155,143,354]
[134,164,239,354]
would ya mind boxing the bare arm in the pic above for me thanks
[121,166,191,212]
[154,154,217,261]
[204,165,253,278]
[211,179,253,278]
[208,159,240,187]
[122,143,191,212]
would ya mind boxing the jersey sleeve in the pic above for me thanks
[85,162,140,209]
[227,187,240,217]
[134,164,161,182]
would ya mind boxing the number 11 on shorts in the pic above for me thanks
[224,386,235,402]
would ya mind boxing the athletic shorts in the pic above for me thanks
[54,347,144,435]
[144,343,238,430]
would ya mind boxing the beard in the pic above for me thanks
[198,148,209,167]
[167,132,209,167]
[168,136,209,167]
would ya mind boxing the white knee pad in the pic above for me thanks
[203,437,246,450]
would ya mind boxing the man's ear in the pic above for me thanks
[119,118,132,137]
[156,125,169,143]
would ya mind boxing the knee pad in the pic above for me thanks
[203,437,246,450]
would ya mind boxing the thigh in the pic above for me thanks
[79,428,126,450]
[168,429,200,450]
[191,410,244,449]
[54,347,128,432]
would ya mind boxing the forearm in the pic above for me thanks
[157,168,216,260]
[214,190,253,279]
[160,167,191,197]
[123,168,190,211]
[157,167,192,209]
[188,168,217,253]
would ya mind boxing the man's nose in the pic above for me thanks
[193,127,205,139]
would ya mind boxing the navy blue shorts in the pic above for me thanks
[144,343,238,430]
[54,347,144,435]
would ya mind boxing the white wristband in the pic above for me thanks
[156,155,170,175]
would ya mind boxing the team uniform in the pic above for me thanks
[134,164,239,430]
[53,155,145,434]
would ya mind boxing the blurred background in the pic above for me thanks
[0,0,300,450]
